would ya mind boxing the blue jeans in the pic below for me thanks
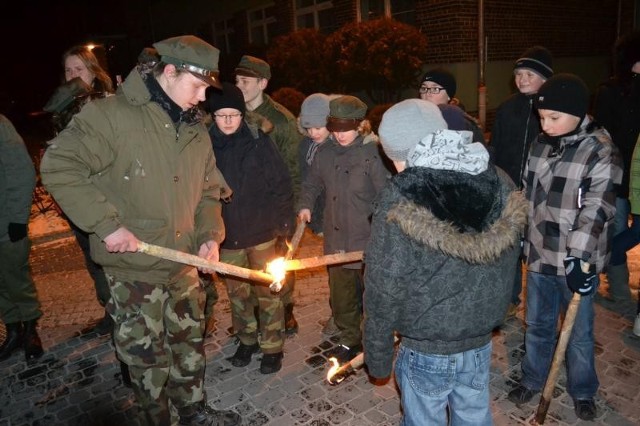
[521,272,599,399]
[395,342,492,426]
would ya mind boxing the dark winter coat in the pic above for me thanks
[489,92,541,189]
[297,135,389,267]
[363,165,527,379]
[593,78,640,198]
[0,114,36,243]
[210,117,293,250]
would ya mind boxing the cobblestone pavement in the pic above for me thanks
[1,228,639,425]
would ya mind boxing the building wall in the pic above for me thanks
[211,0,638,128]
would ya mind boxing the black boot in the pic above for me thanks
[23,319,44,361]
[284,303,298,335]
[0,322,23,361]
[178,401,241,426]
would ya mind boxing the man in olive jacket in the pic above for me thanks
[41,36,240,426]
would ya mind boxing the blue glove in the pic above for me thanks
[563,257,596,296]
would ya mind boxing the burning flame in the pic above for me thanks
[266,256,286,291]
[326,357,345,384]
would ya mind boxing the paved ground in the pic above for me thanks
[1,223,640,425]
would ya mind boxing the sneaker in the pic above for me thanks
[260,352,283,374]
[228,342,259,367]
[321,316,340,336]
[178,401,241,426]
[633,313,640,337]
[573,398,597,421]
[507,385,539,404]
[327,344,362,364]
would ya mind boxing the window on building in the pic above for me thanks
[359,0,415,25]
[295,0,333,32]
[248,4,277,45]
[213,18,235,54]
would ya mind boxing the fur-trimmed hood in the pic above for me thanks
[385,166,527,264]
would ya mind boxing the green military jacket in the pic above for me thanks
[41,68,225,283]
[254,94,302,200]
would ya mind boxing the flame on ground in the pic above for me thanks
[326,357,344,384]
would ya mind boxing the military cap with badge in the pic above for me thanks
[153,35,222,89]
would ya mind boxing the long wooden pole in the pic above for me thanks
[535,292,582,424]
[284,251,363,271]
[327,335,399,385]
[137,241,274,284]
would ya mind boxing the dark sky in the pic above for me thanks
[0,0,165,118]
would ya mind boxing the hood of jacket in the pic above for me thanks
[385,166,527,264]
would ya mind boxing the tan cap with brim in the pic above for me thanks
[153,35,222,89]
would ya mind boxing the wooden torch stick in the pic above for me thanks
[269,221,307,292]
[284,251,364,271]
[137,241,274,284]
[327,335,399,385]
[535,292,582,424]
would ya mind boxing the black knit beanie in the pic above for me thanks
[534,73,589,120]
[514,46,554,79]
[421,68,457,98]
[207,82,246,114]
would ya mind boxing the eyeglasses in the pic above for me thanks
[419,86,445,95]
[214,113,243,120]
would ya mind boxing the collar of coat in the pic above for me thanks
[385,166,528,264]
[120,66,202,126]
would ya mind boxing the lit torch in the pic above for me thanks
[326,336,399,385]
[268,221,307,292]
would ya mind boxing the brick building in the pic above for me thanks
[204,0,639,128]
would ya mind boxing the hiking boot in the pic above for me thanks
[23,319,44,362]
[284,303,298,335]
[260,352,283,374]
[92,311,114,336]
[321,316,340,336]
[634,313,640,337]
[228,342,259,367]
[178,401,241,426]
[507,385,539,404]
[327,344,362,364]
[573,398,597,421]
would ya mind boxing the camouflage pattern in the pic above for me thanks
[105,268,206,426]
[220,239,284,354]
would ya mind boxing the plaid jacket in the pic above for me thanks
[523,116,622,275]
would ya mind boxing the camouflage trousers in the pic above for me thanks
[220,239,284,354]
[105,268,205,426]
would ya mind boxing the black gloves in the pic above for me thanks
[8,223,28,242]
[564,256,597,296]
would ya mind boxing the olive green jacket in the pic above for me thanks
[41,68,225,283]
[254,94,302,201]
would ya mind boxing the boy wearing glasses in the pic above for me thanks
[208,82,293,375]
[419,68,485,143]
[235,55,302,334]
